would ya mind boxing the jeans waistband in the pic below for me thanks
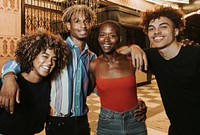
[100,105,139,117]
[47,114,88,123]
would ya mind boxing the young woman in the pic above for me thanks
[89,20,147,135]
[0,31,69,135]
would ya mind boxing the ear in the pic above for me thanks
[175,28,179,36]
[66,22,71,31]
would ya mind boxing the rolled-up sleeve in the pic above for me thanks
[1,60,21,78]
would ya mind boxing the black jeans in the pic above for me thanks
[45,115,90,135]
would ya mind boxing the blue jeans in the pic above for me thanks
[97,106,147,135]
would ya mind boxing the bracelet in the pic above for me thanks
[3,74,17,82]
[4,74,17,78]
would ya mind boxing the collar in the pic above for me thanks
[66,37,89,52]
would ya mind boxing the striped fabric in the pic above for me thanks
[50,37,97,117]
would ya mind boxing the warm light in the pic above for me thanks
[184,9,200,19]
[145,0,179,9]
[51,0,66,2]
[166,0,189,4]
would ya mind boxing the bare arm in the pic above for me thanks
[88,59,97,96]
[0,73,20,114]
[0,60,21,113]
[117,45,148,71]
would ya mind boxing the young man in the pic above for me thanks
[0,5,147,135]
[131,6,200,135]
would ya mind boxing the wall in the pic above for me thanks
[0,0,21,76]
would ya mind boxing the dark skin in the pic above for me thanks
[0,21,147,121]
[89,21,147,121]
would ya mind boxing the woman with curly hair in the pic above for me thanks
[0,31,69,135]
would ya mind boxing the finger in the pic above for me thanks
[9,97,15,114]
[136,54,141,70]
[142,53,148,71]
[1,96,5,108]
[136,115,145,122]
[4,97,10,112]
[139,54,144,71]
[16,88,20,104]
[131,53,136,68]
[0,95,2,106]
[134,111,142,117]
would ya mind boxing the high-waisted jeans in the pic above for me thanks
[97,105,147,135]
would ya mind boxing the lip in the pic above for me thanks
[101,44,112,50]
[79,29,88,35]
[41,65,51,72]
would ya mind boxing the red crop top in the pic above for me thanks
[96,58,138,112]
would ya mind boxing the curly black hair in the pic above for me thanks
[140,6,185,34]
[15,31,70,78]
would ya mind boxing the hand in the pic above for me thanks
[180,39,194,46]
[134,98,147,122]
[117,45,148,71]
[0,75,20,114]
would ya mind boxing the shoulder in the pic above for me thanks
[182,44,200,54]
[89,57,98,73]
[88,49,97,59]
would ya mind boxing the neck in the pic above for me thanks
[21,72,42,83]
[102,50,119,62]
[70,36,86,52]
[158,42,181,60]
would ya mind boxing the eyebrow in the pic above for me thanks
[42,52,57,58]
[149,22,169,27]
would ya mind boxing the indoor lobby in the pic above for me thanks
[1,0,200,135]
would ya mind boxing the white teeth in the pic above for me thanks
[154,37,164,40]
[80,30,87,34]
[42,66,49,70]
[103,44,110,47]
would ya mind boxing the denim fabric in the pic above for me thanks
[97,106,147,135]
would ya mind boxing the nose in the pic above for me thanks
[154,27,162,34]
[80,21,86,28]
[104,35,110,42]
[46,58,53,66]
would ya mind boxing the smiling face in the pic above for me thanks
[31,48,57,78]
[147,16,178,50]
[98,23,120,54]
[66,11,92,41]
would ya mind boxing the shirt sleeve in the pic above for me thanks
[1,60,21,78]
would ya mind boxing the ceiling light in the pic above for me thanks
[145,0,178,8]
[166,0,189,4]
[184,9,200,18]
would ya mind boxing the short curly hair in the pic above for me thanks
[15,31,70,78]
[62,4,97,28]
[140,6,185,34]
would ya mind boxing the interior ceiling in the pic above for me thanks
[100,0,200,28]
